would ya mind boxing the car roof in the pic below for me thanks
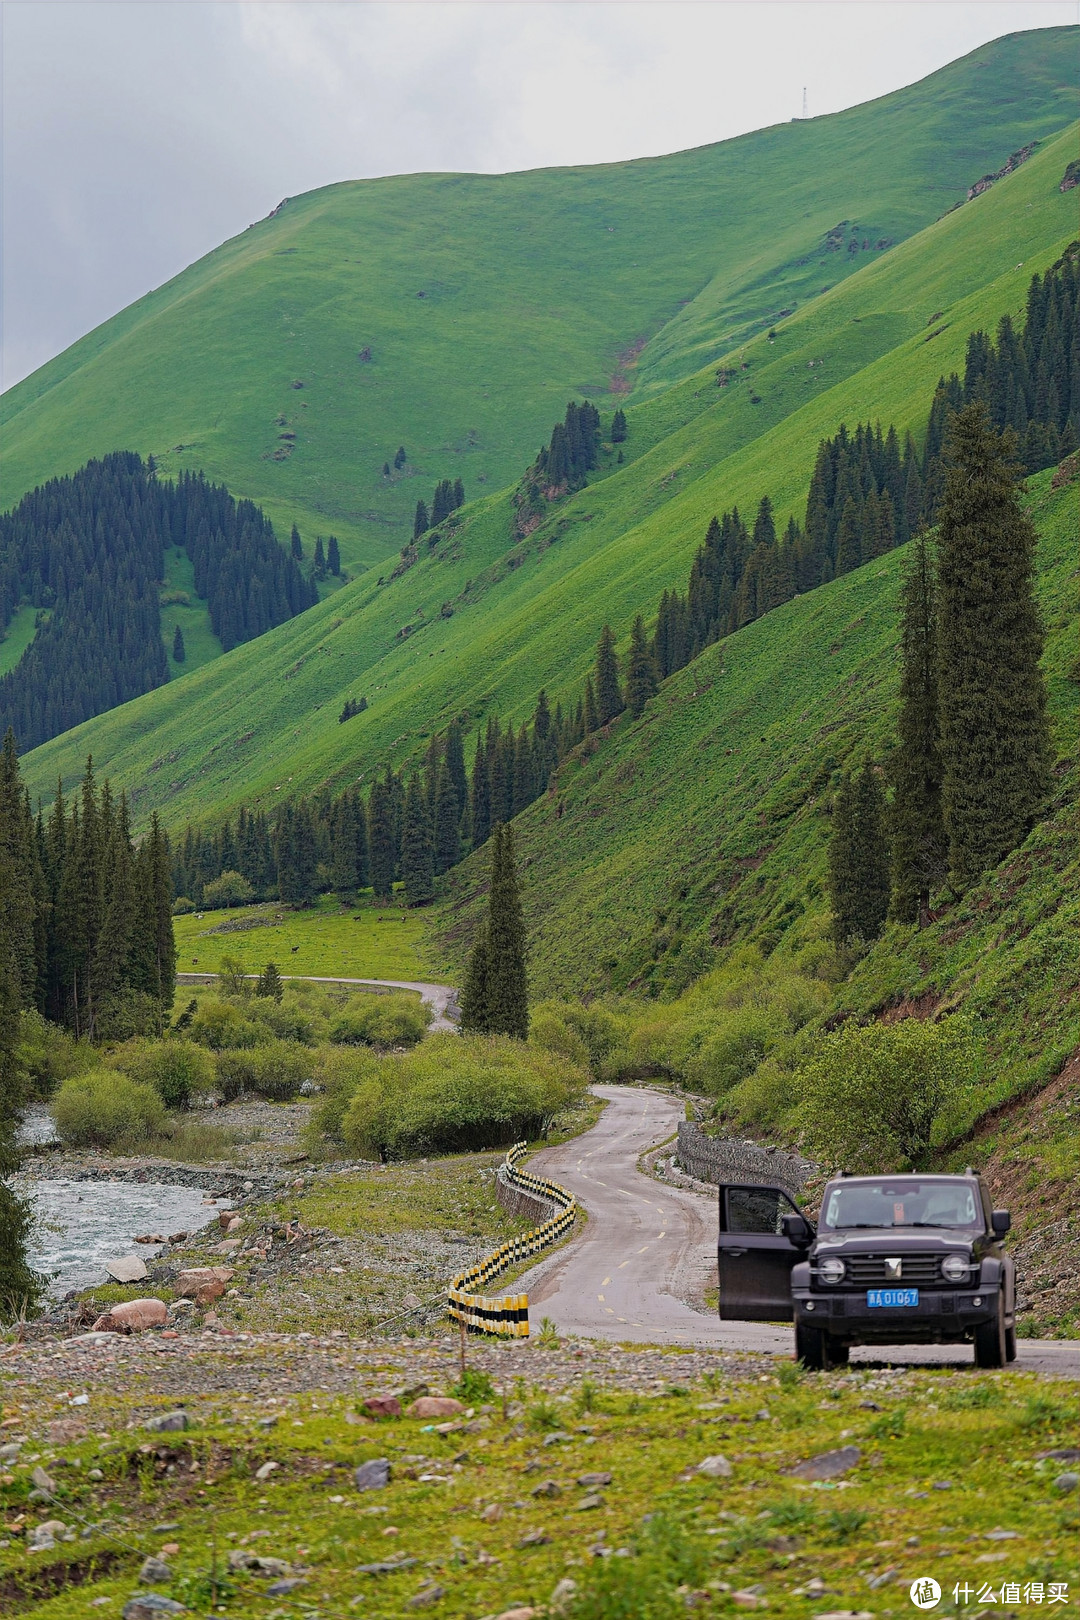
[824,1172,980,1184]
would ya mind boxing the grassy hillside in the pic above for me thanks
[2,28,1075,584]
[19,124,1078,828]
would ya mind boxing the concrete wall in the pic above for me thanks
[495,1166,558,1225]
[676,1121,814,1196]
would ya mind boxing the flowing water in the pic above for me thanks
[18,1172,230,1298]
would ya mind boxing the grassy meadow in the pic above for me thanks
[171,896,438,982]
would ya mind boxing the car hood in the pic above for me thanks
[812,1229,980,1253]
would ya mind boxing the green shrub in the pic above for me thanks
[188,998,265,1051]
[203,871,254,909]
[721,1057,802,1132]
[308,1047,384,1144]
[686,1005,779,1095]
[16,1010,94,1099]
[339,1034,585,1159]
[171,896,195,916]
[249,994,317,1045]
[110,1040,217,1110]
[52,1071,167,1148]
[528,1005,592,1071]
[793,1017,975,1171]
[328,993,430,1050]
[216,1039,314,1102]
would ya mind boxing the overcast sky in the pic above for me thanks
[2,0,1075,390]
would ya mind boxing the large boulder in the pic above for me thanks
[354,1458,391,1491]
[409,1396,464,1419]
[92,1299,169,1334]
[175,1267,234,1305]
[105,1255,149,1284]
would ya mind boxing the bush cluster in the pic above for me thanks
[327,993,431,1050]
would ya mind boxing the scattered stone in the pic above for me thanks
[175,1267,234,1305]
[105,1255,148,1284]
[355,1458,391,1491]
[984,1529,1019,1541]
[218,1210,236,1229]
[362,1396,402,1420]
[1053,1473,1079,1493]
[93,1299,169,1334]
[399,1383,430,1403]
[32,1464,56,1494]
[517,1530,551,1548]
[47,1419,87,1444]
[577,1494,604,1511]
[549,1578,578,1613]
[733,1593,767,1609]
[145,1411,190,1434]
[258,1416,278,1430]
[266,1579,307,1596]
[815,1613,874,1620]
[254,1461,279,1481]
[858,1401,881,1411]
[410,1397,463,1419]
[0,1442,21,1462]
[406,1586,445,1609]
[697,1455,733,1479]
[577,1472,612,1488]
[494,1609,535,1620]
[866,1565,897,1588]
[530,1479,561,1498]
[139,1558,173,1584]
[1038,1448,1080,1462]
[480,1503,503,1523]
[932,1481,953,1490]
[783,1446,860,1481]
[28,1520,66,1551]
[542,1431,573,1446]
[122,1597,187,1620]
[356,1557,418,1576]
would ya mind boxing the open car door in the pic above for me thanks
[717,1183,807,1322]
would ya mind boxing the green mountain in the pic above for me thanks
[2,25,1074,594]
[17,118,1078,827]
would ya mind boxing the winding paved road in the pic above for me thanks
[176,972,458,1030]
[518,1085,1080,1375]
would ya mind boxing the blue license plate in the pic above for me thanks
[867,1288,919,1308]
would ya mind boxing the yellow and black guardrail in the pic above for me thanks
[446,1141,576,1338]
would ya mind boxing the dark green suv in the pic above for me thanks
[716,1172,1016,1370]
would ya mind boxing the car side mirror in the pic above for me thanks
[991,1209,1011,1237]
[781,1212,812,1244]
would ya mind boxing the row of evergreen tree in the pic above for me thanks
[647,250,1077,683]
[0,454,317,753]
[533,399,602,491]
[413,478,466,540]
[828,403,1052,946]
[0,737,176,1040]
[290,524,341,577]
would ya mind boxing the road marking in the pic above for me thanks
[602,1277,611,1287]
[604,1307,614,1315]
[659,1231,667,1239]
[637,1246,649,1254]
[595,1180,608,1187]
[597,1294,605,1302]
[618,1317,627,1323]
[617,1260,630,1269]
[618,1189,634,1198]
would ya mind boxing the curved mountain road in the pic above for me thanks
[518,1085,1080,1375]
[176,972,458,1030]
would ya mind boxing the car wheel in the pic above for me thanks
[829,1339,850,1367]
[795,1323,827,1371]
[974,1297,1006,1369]
[1005,1323,1017,1363]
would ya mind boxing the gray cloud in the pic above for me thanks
[2,0,1074,389]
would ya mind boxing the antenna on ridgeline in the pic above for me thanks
[802,86,808,120]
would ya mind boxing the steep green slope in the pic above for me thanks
[2,28,1074,579]
[20,125,1077,826]
[434,472,1075,1001]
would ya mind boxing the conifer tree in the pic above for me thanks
[460,824,528,1038]
[313,536,326,577]
[624,614,659,719]
[291,524,303,560]
[256,961,284,1001]
[327,535,341,575]
[330,793,361,901]
[413,500,429,540]
[394,446,407,470]
[834,497,862,575]
[433,766,462,874]
[595,624,623,725]
[401,775,435,905]
[582,675,599,736]
[935,404,1053,888]
[368,778,397,902]
[453,478,465,509]
[172,625,185,662]
[0,742,42,1312]
[889,535,947,923]
[444,720,468,820]
[828,762,890,948]
[611,408,627,444]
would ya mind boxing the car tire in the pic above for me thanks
[830,1339,851,1366]
[1005,1323,1017,1363]
[974,1297,1007,1369]
[795,1323,827,1370]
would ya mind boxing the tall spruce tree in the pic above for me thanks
[0,743,42,1311]
[291,524,303,560]
[935,404,1053,889]
[595,624,623,725]
[368,777,397,901]
[624,614,659,719]
[433,767,462,874]
[172,625,185,663]
[889,535,947,923]
[460,823,528,1038]
[327,535,341,575]
[401,774,435,906]
[828,762,890,948]
[413,500,429,540]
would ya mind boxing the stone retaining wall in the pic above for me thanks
[494,1166,558,1225]
[675,1121,814,1195]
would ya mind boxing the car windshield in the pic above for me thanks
[821,1179,982,1231]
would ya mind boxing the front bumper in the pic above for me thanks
[792,1285,1001,1344]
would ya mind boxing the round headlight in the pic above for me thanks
[941,1254,971,1283]
[819,1257,846,1285]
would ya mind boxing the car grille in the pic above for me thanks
[839,1254,948,1286]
